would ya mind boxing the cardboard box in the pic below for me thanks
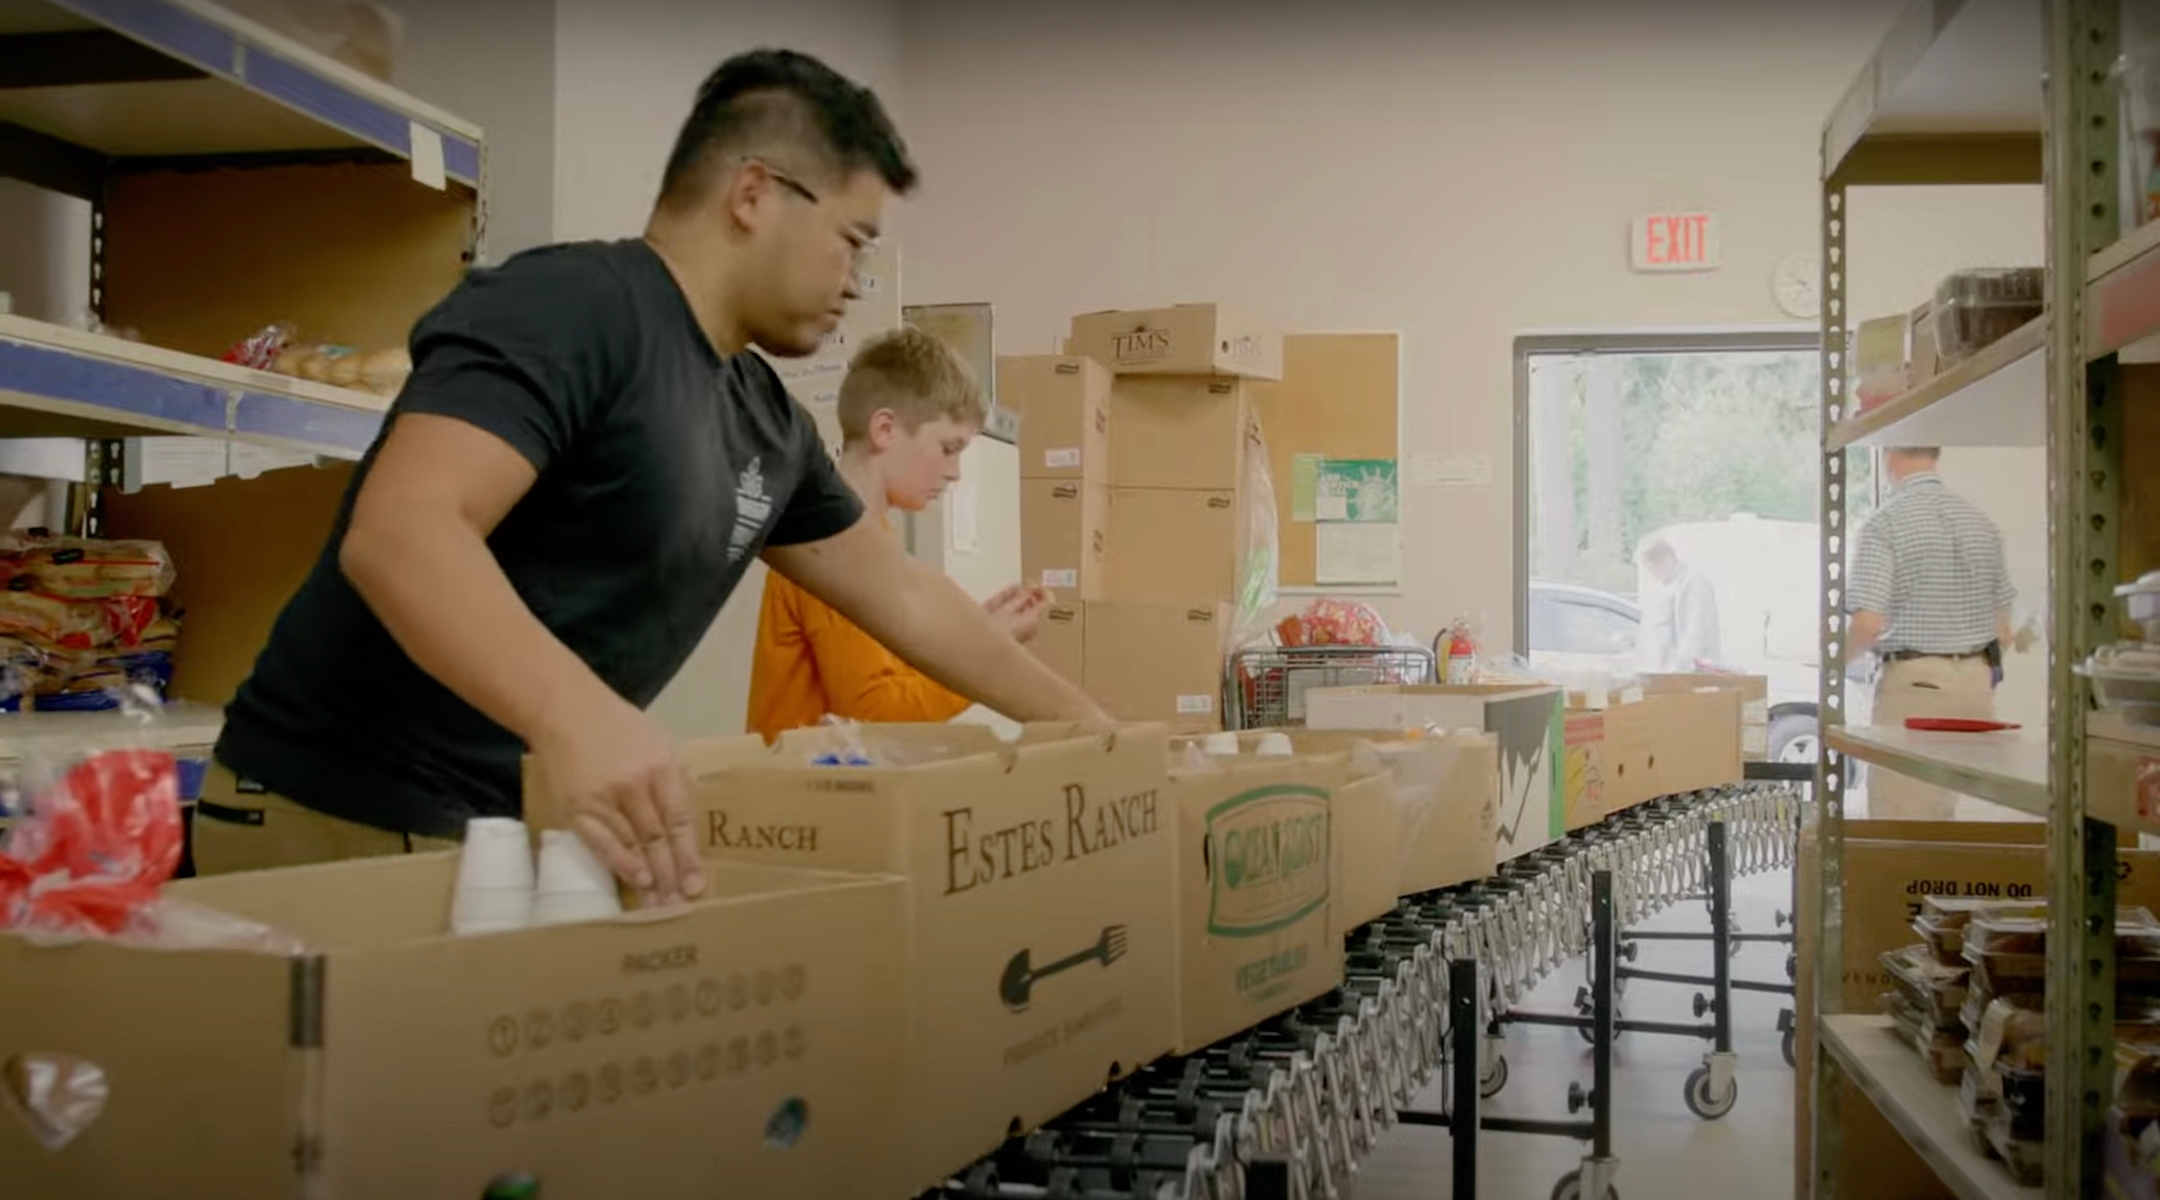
[1031,600,1085,686]
[650,724,1179,1192]
[1068,302,1282,380]
[1304,684,1563,862]
[0,855,909,1200]
[1084,602,1229,732]
[1166,751,1347,1052]
[1642,672,1771,759]
[1001,354,1110,483]
[1022,478,1110,600]
[1109,375,1251,491]
[1792,822,1959,1200]
[1195,728,1499,923]
[1794,818,2160,1198]
[1562,689,1744,828]
[1106,487,1240,602]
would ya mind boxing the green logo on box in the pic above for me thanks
[1205,784,1329,938]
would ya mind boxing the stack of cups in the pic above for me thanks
[450,817,539,935]
[449,820,626,935]
[532,829,625,926]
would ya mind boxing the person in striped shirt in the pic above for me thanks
[747,326,1051,742]
[1846,446,2015,819]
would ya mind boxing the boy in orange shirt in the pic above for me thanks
[747,326,1050,742]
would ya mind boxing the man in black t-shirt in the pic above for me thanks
[199,49,1110,904]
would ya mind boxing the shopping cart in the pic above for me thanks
[1225,644,1437,731]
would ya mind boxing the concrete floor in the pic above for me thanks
[1351,868,1799,1200]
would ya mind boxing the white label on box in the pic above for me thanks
[1041,569,1078,589]
[1743,700,1770,723]
[1045,448,1082,469]
[1743,728,1769,754]
[1177,694,1215,715]
[408,121,447,190]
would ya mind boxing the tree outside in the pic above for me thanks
[1529,348,1874,601]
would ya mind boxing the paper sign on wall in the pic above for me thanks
[1314,459,1399,523]
[1289,454,1322,522]
[1315,523,1400,587]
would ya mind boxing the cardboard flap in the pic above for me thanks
[0,933,300,1197]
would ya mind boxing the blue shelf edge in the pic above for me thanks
[0,328,384,460]
[48,0,484,187]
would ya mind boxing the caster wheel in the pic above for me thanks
[1782,1027,1798,1068]
[1481,1053,1510,1098]
[1684,1066,1738,1120]
[1552,1170,1618,1200]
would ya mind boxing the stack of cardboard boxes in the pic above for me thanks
[1005,303,1283,733]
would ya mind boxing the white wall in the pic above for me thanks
[553,0,906,741]
[392,0,557,262]
[895,0,2031,652]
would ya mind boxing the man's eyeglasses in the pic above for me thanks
[750,159,880,285]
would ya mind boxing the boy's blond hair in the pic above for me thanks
[835,326,988,442]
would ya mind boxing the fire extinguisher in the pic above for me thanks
[1437,618,1477,685]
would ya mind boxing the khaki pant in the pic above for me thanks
[1868,655,1996,820]
[191,764,457,876]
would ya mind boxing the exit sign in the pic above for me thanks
[1631,212,1721,273]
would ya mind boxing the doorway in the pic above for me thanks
[1512,332,1874,764]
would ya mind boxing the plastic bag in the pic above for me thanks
[0,533,174,600]
[1233,412,1281,645]
[1276,598,1391,648]
[0,698,180,939]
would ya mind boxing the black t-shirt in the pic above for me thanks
[216,239,864,838]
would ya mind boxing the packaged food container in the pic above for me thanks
[2082,643,2160,726]
[2120,570,2160,644]
[1933,268,2044,365]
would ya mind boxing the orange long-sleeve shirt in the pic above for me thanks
[746,565,972,743]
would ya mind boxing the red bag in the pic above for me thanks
[0,747,181,937]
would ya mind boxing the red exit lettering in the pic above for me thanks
[1632,213,1721,273]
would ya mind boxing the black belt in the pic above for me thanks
[1884,641,1998,664]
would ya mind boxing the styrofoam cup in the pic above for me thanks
[532,829,623,926]
[1254,732,1295,757]
[451,887,535,935]
[1202,731,1241,756]
[533,891,625,926]
[451,818,536,934]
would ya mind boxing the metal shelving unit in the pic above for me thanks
[0,0,485,723]
[1809,0,2154,1197]
[1825,724,2051,816]
[0,0,485,462]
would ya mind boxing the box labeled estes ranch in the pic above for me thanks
[632,723,1180,1193]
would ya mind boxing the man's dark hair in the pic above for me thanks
[658,49,916,208]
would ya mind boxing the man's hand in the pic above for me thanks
[985,584,1053,644]
[529,688,705,907]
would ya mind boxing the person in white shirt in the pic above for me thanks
[1640,537,1722,671]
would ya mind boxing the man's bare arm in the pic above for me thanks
[763,519,1109,724]
[1848,609,1887,657]
[342,413,703,899]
